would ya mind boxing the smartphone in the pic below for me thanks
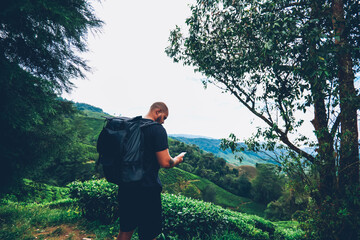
[180,152,187,156]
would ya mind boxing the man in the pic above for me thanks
[117,102,185,240]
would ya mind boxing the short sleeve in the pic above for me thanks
[152,125,169,152]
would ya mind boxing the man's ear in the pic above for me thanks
[155,109,162,116]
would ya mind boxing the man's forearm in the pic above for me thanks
[168,157,180,168]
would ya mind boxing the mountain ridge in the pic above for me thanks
[169,135,279,166]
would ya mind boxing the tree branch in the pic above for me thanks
[215,74,316,163]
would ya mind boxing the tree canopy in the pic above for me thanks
[0,0,102,92]
[167,0,360,239]
[0,0,103,191]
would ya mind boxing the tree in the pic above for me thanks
[251,164,283,205]
[0,0,103,91]
[166,0,359,239]
[202,185,216,202]
[0,0,103,191]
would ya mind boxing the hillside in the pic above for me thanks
[159,167,265,216]
[0,101,304,239]
[1,179,303,240]
[169,135,279,166]
[74,102,112,118]
[63,102,263,213]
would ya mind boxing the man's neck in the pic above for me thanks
[144,114,155,122]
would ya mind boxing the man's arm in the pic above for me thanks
[156,149,185,168]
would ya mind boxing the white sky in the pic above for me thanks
[63,0,312,140]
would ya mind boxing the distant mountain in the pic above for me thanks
[69,101,282,166]
[73,102,113,119]
[169,135,280,166]
[74,102,105,113]
[169,134,215,139]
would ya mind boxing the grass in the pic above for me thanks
[0,202,80,240]
[0,177,304,240]
[0,201,251,240]
[160,167,266,217]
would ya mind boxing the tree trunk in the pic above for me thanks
[308,1,336,202]
[332,0,359,191]
[332,0,360,239]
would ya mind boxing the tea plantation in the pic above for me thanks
[0,178,304,240]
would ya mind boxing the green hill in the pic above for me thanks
[70,102,263,213]
[0,101,303,239]
[1,179,303,240]
[169,135,279,166]
[159,167,266,216]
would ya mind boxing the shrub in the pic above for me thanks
[162,194,272,239]
[202,185,216,202]
[67,179,304,239]
[182,184,201,200]
[251,164,284,205]
[0,202,79,240]
[68,179,119,224]
[2,179,70,204]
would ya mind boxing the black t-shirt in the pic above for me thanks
[141,118,168,189]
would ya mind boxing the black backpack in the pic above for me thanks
[96,116,158,185]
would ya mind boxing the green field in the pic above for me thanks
[0,178,303,240]
[160,167,266,216]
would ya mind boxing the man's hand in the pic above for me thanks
[173,152,186,165]
[156,149,186,168]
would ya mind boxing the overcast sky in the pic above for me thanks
[62,0,306,140]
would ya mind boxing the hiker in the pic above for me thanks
[116,102,185,240]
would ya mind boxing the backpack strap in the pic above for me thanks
[140,118,160,128]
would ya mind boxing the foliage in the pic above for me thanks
[169,138,254,198]
[26,109,101,186]
[0,87,77,190]
[202,185,217,202]
[67,179,303,240]
[68,179,119,224]
[265,182,309,221]
[171,136,279,166]
[0,0,103,91]
[159,167,266,216]
[251,164,284,205]
[166,0,360,238]
[293,185,360,240]
[162,194,271,239]
[0,0,103,192]
[1,179,70,204]
[0,202,79,240]
[74,102,105,114]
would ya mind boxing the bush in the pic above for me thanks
[68,179,119,224]
[67,179,304,239]
[202,185,216,202]
[162,193,270,239]
[1,179,70,204]
[251,164,284,205]
[182,184,201,200]
[0,202,79,240]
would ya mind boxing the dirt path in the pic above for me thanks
[32,224,105,240]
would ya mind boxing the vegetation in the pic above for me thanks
[170,136,279,166]
[0,190,303,240]
[2,0,357,238]
[0,0,103,192]
[0,97,314,238]
[251,164,283,205]
[67,179,304,240]
[169,138,255,198]
[159,167,266,216]
[166,0,360,239]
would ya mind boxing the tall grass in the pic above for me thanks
[0,201,79,240]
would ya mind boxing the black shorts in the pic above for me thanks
[118,185,162,240]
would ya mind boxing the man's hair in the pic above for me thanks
[150,102,168,113]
